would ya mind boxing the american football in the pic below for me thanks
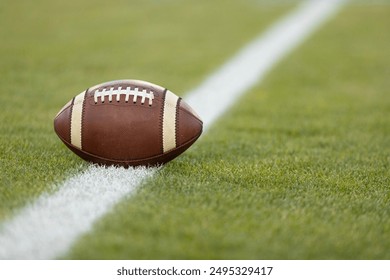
[54,79,203,167]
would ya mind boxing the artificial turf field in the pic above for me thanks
[1,0,390,259]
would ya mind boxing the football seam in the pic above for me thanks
[160,89,168,155]
[81,89,88,149]
[176,98,181,147]
[68,97,75,143]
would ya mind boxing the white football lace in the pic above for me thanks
[94,87,154,106]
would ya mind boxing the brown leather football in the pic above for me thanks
[54,80,203,167]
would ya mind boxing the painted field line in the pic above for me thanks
[187,0,347,131]
[0,0,347,259]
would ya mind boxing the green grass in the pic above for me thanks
[0,0,291,219]
[65,4,390,259]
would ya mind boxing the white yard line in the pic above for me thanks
[0,0,347,259]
